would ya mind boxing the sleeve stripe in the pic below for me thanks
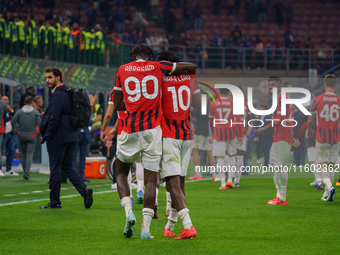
[160,61,173,67]
[194,89,200,94]
[108,102,114,105]
[114,87,122,91]
[168,62,176,75]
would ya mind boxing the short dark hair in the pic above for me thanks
[45,66,63,82]
[157,50,181,62]
[219,88,230,95]
[268,76,282,85]
[24,95,34,105]
[34,95,42,103]
[131,44,154,60]
[324,74,336,88]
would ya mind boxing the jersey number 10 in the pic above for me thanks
[168,86,191,113]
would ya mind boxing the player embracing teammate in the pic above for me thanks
[157,50,201,239]
[113,45,196,239]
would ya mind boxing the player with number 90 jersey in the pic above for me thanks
[114,60,175,133]
[108,88,127,136]
[162,74,199,140]
[310,92,340,144]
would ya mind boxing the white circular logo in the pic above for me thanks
[100,164,105,175]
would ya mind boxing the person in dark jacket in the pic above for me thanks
[39,66,93,209]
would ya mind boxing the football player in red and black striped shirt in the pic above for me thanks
[113,45,197,239]
[158,50,201,239]
[255,76,294,205]
[307,74,339,202]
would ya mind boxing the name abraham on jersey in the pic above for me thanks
[124,64,155,72]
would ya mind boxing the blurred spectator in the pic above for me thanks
[183,3,193,31]
[163,7,176,34]
[293,40,303,70]
[26,0,34,14]
[136,31,146,44]
[244,0,255,22]
[253,35,265,68]
[285,1,293,28]
[129,30,139,44]
[334,42,340,64]
[121,32,129,43]
[212,0,221,16]
[284,29,294,48]
[231,25,242,42]
[146,32,161,54]
[227,0,235,16]
[275,41,283,70]
[266,39,273,69]
[1,96,16,176]
[257,0,268,29]
[194,37,203,67]
[159,33,169,50]
[20,86,35,108]
[134,8,148,32]
[80,0,89,11]
[150,0,160,20]
[116,7,125,33]
[192,3,202,30]
[86,5,96,27]
[272,2,284,30]
[234,0,241,16]
[45,8,54,21]
[243,35,254,69]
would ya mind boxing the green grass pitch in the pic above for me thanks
[0,172,338,254]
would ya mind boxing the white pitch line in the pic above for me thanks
[32,191,43,193]
[0,179,209,207]
[19,192,30,195]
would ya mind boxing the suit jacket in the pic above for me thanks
[40,84,79,144]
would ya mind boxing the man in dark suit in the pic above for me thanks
[39,66,93,209]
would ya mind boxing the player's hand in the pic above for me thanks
[238,136,243,146]
[208,136,213,143]
[307,129,314,138]
[255,127,264,136]
[292,138,300,147]
[110,126,118,138]
[100,131,107,142]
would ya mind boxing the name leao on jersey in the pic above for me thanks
[323,97,338,102]
[124,65,155,72]
[163,74,191,82]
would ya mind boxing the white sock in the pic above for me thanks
[165,208,178,231]
[128,171,133,198]
[142,208,154,233]
[235,155,243,184]
[178,208,192,230]
[155,188,159,205]
[166,191,172,211]
[312,164,322,183]
[121,196,133,217]
[136,163,144,193]
[322,167,333,190]
[217,158,226,186]
[227,155,236,183]
[278,171,288,201]
[273,170,279,197]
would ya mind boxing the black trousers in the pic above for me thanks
[47,141,87,205]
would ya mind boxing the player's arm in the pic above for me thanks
[307,113,316,138]
[100,103,115,142]
[109,119,119,138]
[172,62,197,75]
[113,90,126,111]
